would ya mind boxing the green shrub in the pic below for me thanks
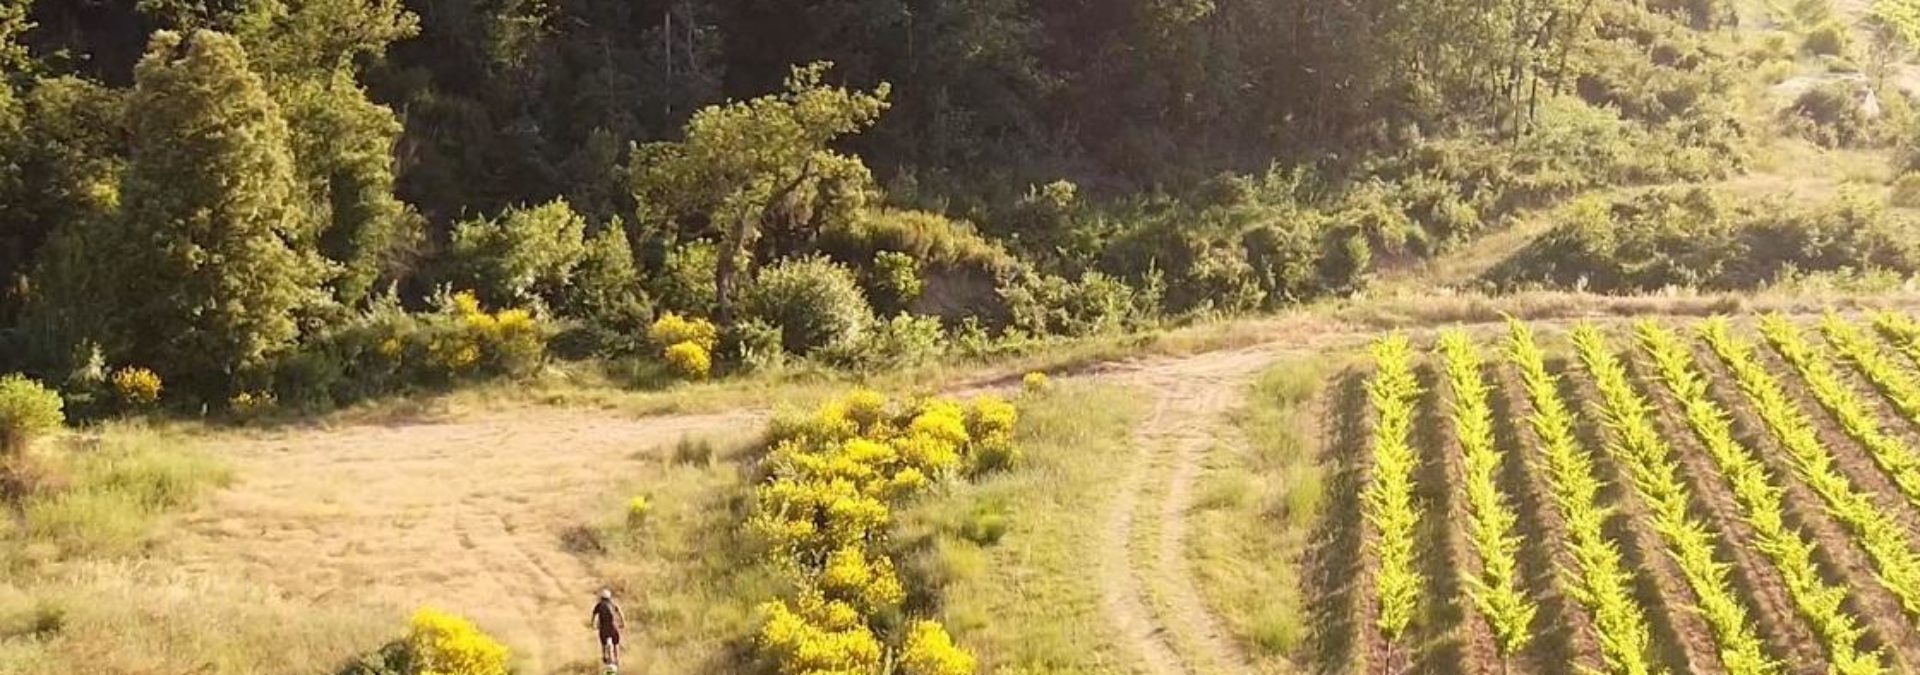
[1490,188,1920,292]
[650,240,718,315]
[1242,222,1327,306]
[719,318,785,373]
[1316,229,1372,295]
[558,222,651,344]
[1804,20,1849,56]
[999,269,1148,337]
[866,250,924,314]
[0,375,63,454]
[1784,81,1874,147]
[818,208,1010,271]
[739,256,873,355]
[986,180,1091,265]
[445,199,590,309]
[266,291,549,410]
[1893,173,1920,208]
[835,313,945,370]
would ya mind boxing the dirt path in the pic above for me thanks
[167,408,758,674]
[1089,343,1290,675]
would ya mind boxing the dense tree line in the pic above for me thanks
[0,0,1751,406]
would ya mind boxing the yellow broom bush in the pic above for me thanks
[1021,371,1051,394]
[900,621,977,675]
[111,367,163,406]
[649,312,719,351]
[750,389,1016,675]
[664,340,713,381]
[407,607,510,675]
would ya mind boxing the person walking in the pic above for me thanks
[591,589,626,671]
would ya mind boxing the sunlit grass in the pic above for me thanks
[1186,358,1336,670]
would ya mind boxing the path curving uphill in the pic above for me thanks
[1091,343,1289,675]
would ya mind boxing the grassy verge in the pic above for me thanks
[251,311,1326,429]
[892,384,1143,673]
[579,432,778,674]
[0,422,254,673]
[0,563,391,674]
[1187,358,1335,671]
[3,422,230,567]
[572,383,1142,674]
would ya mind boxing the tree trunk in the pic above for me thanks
[714,238,738,326]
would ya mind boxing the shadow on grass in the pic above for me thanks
[1411,364,1467,675]
[1306,371,1369,675]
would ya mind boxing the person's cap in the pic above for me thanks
[600,589,612,599]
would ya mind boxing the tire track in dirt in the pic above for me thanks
[168,408,758,674]
[1094,344,1283,675]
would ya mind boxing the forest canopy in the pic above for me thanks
[0,0,1818,407]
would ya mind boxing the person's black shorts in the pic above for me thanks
[599,629,621,647]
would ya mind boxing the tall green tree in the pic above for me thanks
[1,78,129,372]
[110,29,326,395]
[631,62,888,324]
[235,0,424,305]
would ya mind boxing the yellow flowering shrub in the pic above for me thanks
[756,595,883,674]
[1021,371,1051,394]
[429,290,547,377]
[488,308,545,370]
[843,388,890,430]
[819,546,906,611]
[377,336,405,362]
[750,389,1015,675]
[407,607,510,675]
[664,340,712,381]
[111,366,163,406]
[909,401,970,447]
[450,290,484,317]
[900,621,977,675]
[228,390,276,413]
[965,396,1020,474]
[648,312,719,351]
[894,434,961,477]
[627,496,651,528]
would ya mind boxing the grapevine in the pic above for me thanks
[1506,320,1661,675]
[1822,313,1920,434]
[1364,333,1426,661]
[1702,318,1920,619]
[1638,320,1881,673]
[1571,324,1773,675]
[1760,314,1920,512]
[1437,329,1537,660]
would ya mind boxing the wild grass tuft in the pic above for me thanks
[1189,357,1335,664]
